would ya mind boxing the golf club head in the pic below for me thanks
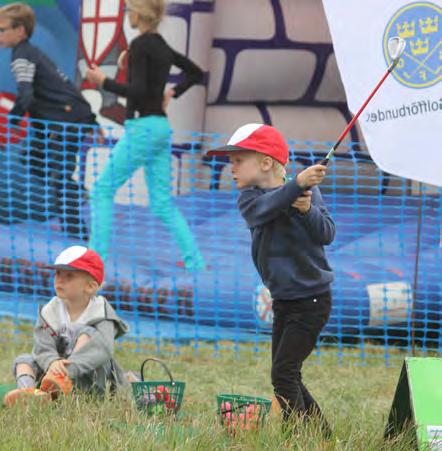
[388,37,406,62]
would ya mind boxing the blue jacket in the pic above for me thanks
[9,40,95,123]
[238,180,335,300]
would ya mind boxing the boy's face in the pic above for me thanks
[229,151,272,189]
[0,18,25,48]
[54,269,97,302]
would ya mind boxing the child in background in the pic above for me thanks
[0,2,99,240]
[207,124,335,434]
[4,246,128,406]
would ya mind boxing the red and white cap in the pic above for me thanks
[207,123,289,165]
[48,246,104,285]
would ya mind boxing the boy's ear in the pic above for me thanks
[16,23,27,38]
[86,277,99,294]
[260,156,274,171]
[91,280,99,292]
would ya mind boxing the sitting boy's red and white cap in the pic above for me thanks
[47,246,104,285]
[207,123,289,165]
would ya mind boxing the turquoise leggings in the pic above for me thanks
[88,115,205,270]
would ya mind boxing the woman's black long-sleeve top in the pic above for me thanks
[103,32,203,119]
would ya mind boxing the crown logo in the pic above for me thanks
[396,21,415,38]
[419,16,439,34]
[410,38,430,55]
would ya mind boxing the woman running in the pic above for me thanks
[86,0,205,270]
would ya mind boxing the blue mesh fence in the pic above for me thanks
[0,115,440,363]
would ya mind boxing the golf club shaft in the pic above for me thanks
[321,63,396,166]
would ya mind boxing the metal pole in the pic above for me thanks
[411,182,423,356]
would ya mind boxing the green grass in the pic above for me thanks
[0,320,418,450]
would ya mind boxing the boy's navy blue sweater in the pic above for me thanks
[9,40,94,123]
[238,180,335,300]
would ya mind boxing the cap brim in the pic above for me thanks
[206,145,253,156]
[43,264,79,271]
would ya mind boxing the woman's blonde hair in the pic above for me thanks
[126,0,165,30]
[0,2,35,38]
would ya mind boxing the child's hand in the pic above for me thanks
[92,126,107,145]
[86,64,106,87]
[292,190,312,214]
[296,164,327,189]
[47,359,70,377]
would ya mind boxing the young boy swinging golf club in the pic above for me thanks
[207,123,335,435]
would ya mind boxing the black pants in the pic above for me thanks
[25,120,94,238]
[271,291,332,423]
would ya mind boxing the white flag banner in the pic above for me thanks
[322,0,441,187]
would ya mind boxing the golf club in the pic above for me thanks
[319,36,406,166]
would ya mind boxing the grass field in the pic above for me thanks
[0,320,418,450]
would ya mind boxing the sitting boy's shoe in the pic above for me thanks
[3,388,51,407]
[40,373,73,399]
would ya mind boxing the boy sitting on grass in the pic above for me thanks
[4,246,128,406]
[207,124,335,435]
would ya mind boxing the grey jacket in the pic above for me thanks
[32,295,129,391]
